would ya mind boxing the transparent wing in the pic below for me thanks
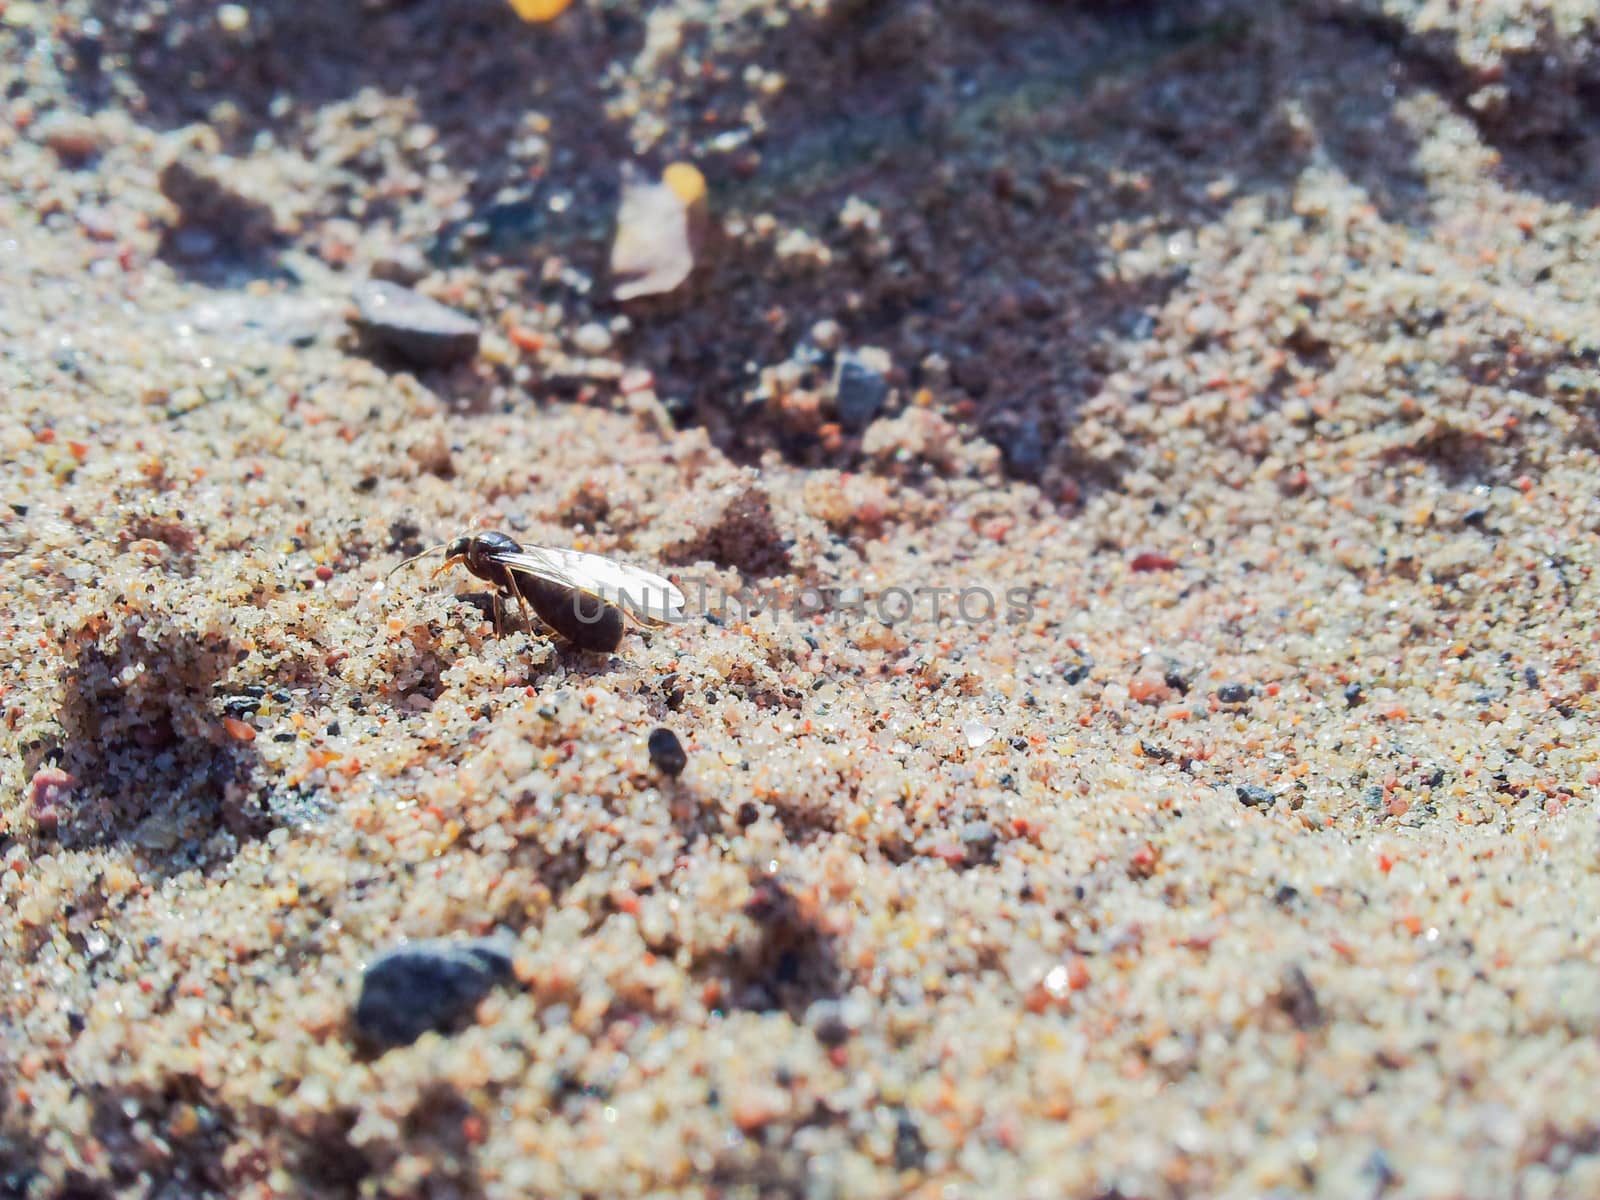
[493,546,686,624]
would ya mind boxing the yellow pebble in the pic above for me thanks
[508,0,572,22]
[662,161,706,207]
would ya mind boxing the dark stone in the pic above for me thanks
[833,352,890,431]
[1236,784,1276,808]
[805,999,851,1047]
[1343,681,1364,707]
[1140,740,1175,763]
[354,936,514,1048]
[960,820,998,864]
[351,280,480,367]
[893,1110,928,1170]
[1275,964,1323,1030]
[1001,417,1046,478]
[1061,655,1093,685]
[220,695,261,718]
[1217,682,1249,704]
[647,727,687,777]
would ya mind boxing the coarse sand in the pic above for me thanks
[4,1,1600,1197]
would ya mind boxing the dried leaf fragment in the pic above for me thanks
[611,162,705,301]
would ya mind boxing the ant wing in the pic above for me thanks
[493,546,686,625]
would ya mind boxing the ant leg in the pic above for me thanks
[493,591,505,639]
[515,590,536,641]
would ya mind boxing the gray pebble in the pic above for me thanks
[351,280,480,367]
[833,352,889,431]
[1235,785,1276,808]
[960,820,998,863]
[354,935,514,1048]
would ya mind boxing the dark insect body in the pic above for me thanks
[390,530,684,655]
[444,531,625,653]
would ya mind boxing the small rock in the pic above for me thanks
[804,995,869,1046]
[1128,671,1174,705]
[960,820,998,863]
[1061,655,1093,685]
[354,936,514,1048]
[809,319,842,352]
[833,351,890,431]
[963,721,995,750]
[1343,681,1364,708]
[28,765,77,829]
[894,1110,928,1170]
[39,113,101,164]
[216,4,250,33]
[647,727,687,777]
[573,322,613,355]
[999,417,1046,478]
[1236,784,1276,808]
[1274,964,1323,1030]
[805,999,851,1047]
[1216,682,1250,705]
[351,280,480,367]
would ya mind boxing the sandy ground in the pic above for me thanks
[4,1,1600,1197]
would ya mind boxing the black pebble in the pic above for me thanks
[1343,681,1364,707]
[648,727,687,777]
[354,937,514,1048]
[221,695,261,718]
[806,999,851,1047]
[833,352,890,431]
[1061,656,1093,685]
[893,1110,929,1170]
[1236,784,1276,808]
[1217,682,1249,704]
